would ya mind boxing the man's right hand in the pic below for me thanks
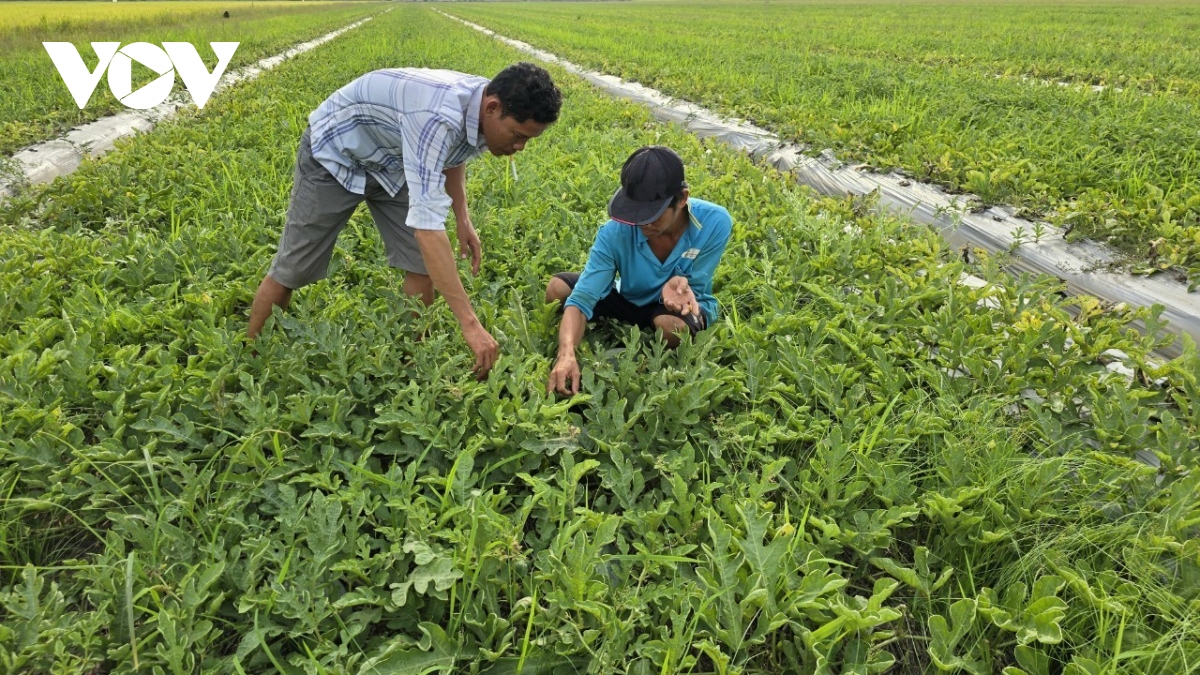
[547,353,581,395]
[662,276,701,318]
[464,321,499,380]
[414,228,498,380]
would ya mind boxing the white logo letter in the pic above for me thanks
[107,42,175,110]
[43,42,120,109]
[163,42,238,109]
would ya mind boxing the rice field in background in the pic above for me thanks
[1,1,367,31]
[0,0,383,156]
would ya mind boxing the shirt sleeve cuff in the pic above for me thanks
[563,297,595,321]
[405,196,453,231]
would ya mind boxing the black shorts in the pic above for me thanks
[554,272,706,334]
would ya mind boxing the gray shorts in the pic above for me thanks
[267,127,425,289]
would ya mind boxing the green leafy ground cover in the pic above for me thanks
[0,1,383,157]
[447,0,1200,286]
[2,5,1200,674]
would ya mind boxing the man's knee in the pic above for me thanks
[405,272,433,289]
[403,272,435,305]
[259,274,294,299]
[545,276,571,304]
[652,314,689,348]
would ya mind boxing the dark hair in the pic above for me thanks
[669,185,689,208]
[485,62,562,124]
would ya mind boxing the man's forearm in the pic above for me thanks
[414,228,478,328]
[557,306,587,355]
[443,165,469,224]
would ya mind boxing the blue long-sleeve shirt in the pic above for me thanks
[565,198,732,324]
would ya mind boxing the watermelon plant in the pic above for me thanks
[447,0,1200,286]
[1,6,1198,674]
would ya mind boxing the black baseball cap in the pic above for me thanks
[607,146,688,226]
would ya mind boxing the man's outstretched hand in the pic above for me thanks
[662,276,701,318]
[547,354,581,395]
[464,321,499,380]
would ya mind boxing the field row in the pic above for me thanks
[2,5,1198,673]
[0,1,383,157]
[448,0,1200,286]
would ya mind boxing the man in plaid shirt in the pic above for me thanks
[249,63,561,379]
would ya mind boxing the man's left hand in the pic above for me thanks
[456,220,482,276]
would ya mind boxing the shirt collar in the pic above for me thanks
[466,82,487,149]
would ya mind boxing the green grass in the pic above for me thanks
[0,1,383,157]
[1,5,1198,673]
[447,0,1200,286]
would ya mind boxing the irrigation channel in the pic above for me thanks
[0,11,385,201]
[440,10,1200,360]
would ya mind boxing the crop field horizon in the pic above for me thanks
[0,2,373,30]
[2,3,1199,674]
[449,0,1200,288]
[0,1,384,157]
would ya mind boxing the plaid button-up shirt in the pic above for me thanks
[307,68,490,230]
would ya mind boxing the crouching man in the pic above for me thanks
[546,146,732,395]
